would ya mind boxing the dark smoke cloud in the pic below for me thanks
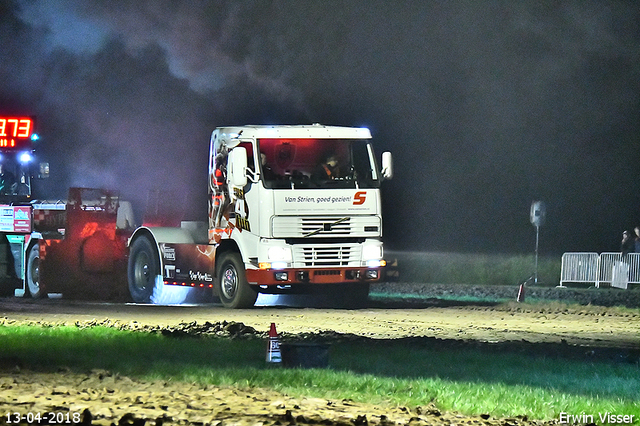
[2,0,310,217]
[1,0,639,254]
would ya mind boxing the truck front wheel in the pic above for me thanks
[216,251,257,309]
[128,236,160,303]
[26,243,45,298]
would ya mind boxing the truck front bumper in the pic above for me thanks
[246,266,382,286]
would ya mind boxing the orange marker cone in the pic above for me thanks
[266,322,282,364]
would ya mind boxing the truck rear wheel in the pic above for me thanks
[216,251,257,309]
[128,236,160,303]
[26,243,45,298]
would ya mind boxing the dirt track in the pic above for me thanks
[0,294,639,426]
[0,295,638,348]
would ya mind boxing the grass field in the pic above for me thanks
[0,324,637,421]
[386,251,562,286]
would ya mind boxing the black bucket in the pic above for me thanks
[281,342,330,368]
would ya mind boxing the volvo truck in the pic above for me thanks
[127,124,392,308]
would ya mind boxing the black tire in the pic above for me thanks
[216,251,257,309]
[127,236,160,303]
[26,243,45,298]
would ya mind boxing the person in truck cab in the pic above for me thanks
[260,152,276,181]
[313,154,340,180]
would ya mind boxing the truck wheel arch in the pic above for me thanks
[214,239,240,267]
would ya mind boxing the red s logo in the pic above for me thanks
[353,191,367,205]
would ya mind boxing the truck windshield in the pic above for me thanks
[257,138,380,189]
[0,155,31,200]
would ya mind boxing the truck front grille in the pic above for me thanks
[272,216,380,238]
[292,243,361,267]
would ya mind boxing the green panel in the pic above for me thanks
[6,235,25,244]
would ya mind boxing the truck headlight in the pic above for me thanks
[19,152,33,164]
[268,246,292,262]
[362,244,382,261]
[259,244,292,270]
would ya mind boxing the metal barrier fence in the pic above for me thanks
[560,252,640,288]
[560,253,599,287]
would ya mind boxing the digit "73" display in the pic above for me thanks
[0,117,33,148]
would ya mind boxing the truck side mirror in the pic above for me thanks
[381,152,393,180]
[228,147,248,187]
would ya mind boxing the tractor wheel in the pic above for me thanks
[26,243,45,298]
[127,236,160,303]
[216,251,257,309]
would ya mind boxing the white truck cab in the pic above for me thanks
[128,124,392,308]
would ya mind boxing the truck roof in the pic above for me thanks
[213,124,372,141]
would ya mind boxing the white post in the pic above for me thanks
[534,225,539,284]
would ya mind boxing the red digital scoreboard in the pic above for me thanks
[0,117,34,149]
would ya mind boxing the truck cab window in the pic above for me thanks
[257,138,380,189]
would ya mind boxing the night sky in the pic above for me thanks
[1,0,639,255]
